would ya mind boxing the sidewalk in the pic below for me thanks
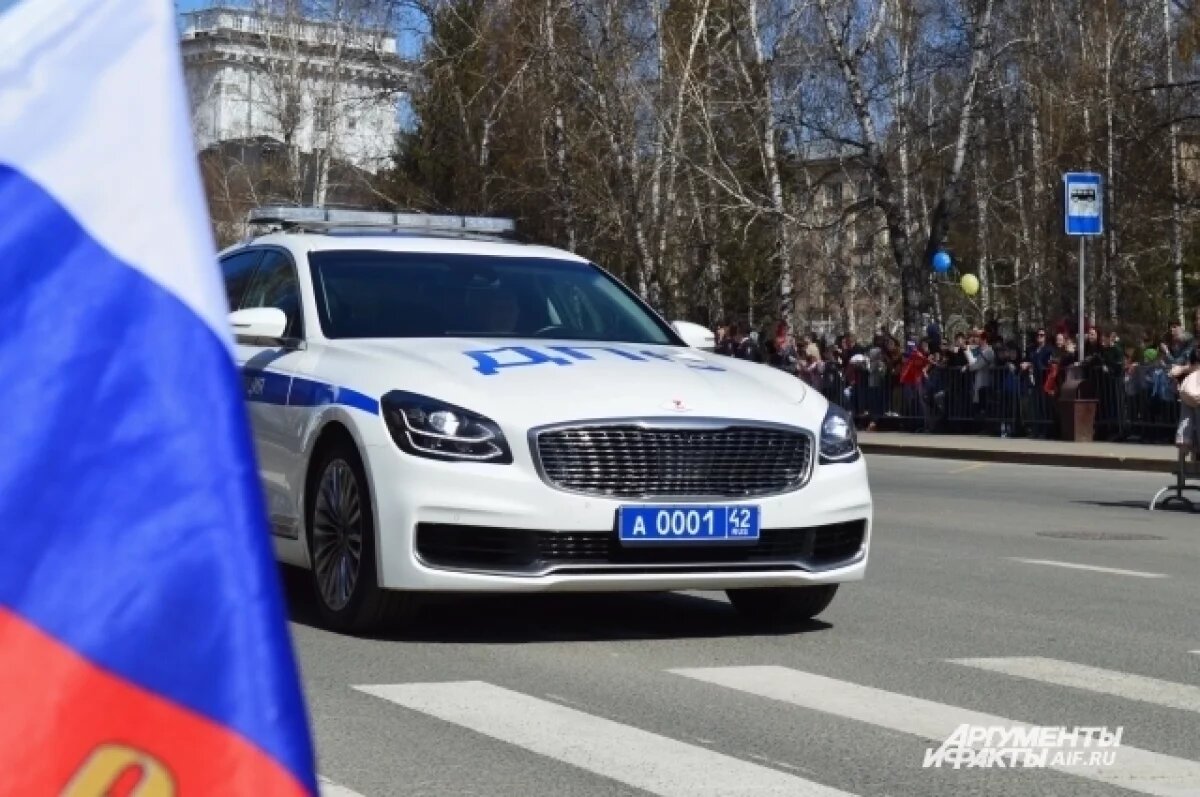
[859,431,1178,472]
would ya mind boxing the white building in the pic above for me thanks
[181,6,408,174]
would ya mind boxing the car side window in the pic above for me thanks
[220,250,263,311]
[244,249,305,339]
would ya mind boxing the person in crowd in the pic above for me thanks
[713,322,730,353]
[1170,347,1200,460]
[767,320,799,375]
[715,321,738,357]
[736,324,762,361]
[862,344,888,423]
[883,337,904,417]
[1144,341,1178,440]
[1061,333,1078,366]
[947,333,969,367]
[1168,320,1189,364]
[716,321,759,361]
[963,330,996,429]
[899,339,928,425]
[799,344,823,387]
[922,346,947,433]
[804,335,821,367]
[821,343,847,407]
[925,320,943,353]
[995,340,1022,438]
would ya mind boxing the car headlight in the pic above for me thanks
[381,391,513,463]
[819,404,859,463]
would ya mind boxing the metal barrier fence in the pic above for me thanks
[795,363,1181,441]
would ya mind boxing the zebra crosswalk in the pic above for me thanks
[357,681,853,796]
[674,665,1200,796]
[951,656,1200,713]
[320,656,1200,797]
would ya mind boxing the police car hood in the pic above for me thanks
[319,338,824,429]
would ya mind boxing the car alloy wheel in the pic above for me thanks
[311,459,363,612]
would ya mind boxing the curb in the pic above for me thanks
[859,441,1173,473]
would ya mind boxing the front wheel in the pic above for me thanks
[307,440,414,634]
[726,585,839,624]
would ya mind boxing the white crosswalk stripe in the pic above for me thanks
[951,657,1200,714]
[318,775,367,797]
[355,680,857,797]
[671,665,1200,797]
[1007,558,1168,579]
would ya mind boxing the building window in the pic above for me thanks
[823,182,843,208]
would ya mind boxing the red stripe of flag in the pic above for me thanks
[0,607,309,796]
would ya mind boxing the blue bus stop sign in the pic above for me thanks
[1064,172,1103,236]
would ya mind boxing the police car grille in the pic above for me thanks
[534,425,813,498]
[414,521,865,574]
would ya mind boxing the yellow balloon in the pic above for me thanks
[961,274,980,296]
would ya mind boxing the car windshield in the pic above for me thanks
[308,250,679,344]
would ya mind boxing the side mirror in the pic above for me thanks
[672,320,716,351]
[230,307,288,345]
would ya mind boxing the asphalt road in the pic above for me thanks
[287,455,1200,797]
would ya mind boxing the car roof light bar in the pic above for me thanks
[247,206,517,235]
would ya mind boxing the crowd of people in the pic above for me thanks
[711,310,1200,452]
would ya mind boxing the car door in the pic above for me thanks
[228,247,310,540]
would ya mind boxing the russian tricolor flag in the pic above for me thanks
[0,1,316,794]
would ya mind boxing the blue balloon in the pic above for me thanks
[932,251,952,272]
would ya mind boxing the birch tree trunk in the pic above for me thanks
[1025,2,1048,322]
[920,0,997,274]
[543,0,578,251]
[999,87,1031,331]
[973,115,991,315]
[746,0,793,330]
[816,0,923,338]
[1102,6,1119,323]
[1164,0,1185,324]
[654,0,711,315]
[1077,6,1096,327]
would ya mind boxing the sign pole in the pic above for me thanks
[1078,236,1085,362]
[1063,171,1102,363]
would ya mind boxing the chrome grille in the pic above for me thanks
[533,423,814,498]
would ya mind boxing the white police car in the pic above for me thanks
[222,207,872,632]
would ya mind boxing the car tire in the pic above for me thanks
[306,439,415,634]
[725,584,838,623]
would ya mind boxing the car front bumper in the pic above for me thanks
[363,442,873,592]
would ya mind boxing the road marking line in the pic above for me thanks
[1008,558,1168,579]
[355,681,855,797]
[670,666,1200,797]
[951,657,1200,713]
[319,776,367,797]
[947,462,989,474]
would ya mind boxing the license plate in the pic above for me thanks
[617,505,760,543]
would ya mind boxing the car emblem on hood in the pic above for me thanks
[663,398,692,412]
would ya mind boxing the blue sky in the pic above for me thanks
[178,0,219,10]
